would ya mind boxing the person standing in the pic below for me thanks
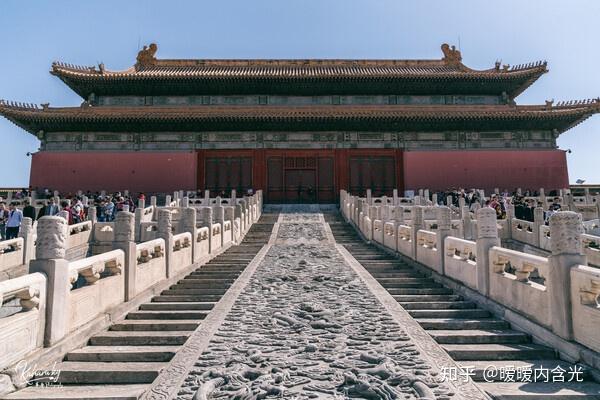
[22,200,37,222]
[0,202,8,240]
[6,203,23,239]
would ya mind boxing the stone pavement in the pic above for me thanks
[169,212,486,399]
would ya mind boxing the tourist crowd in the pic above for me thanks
[434,188,565,223]
[0,190,147,240]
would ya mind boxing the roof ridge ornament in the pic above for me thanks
[441,43,462,64]
[136,43,158,67]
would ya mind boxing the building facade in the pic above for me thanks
[1,43,598,202]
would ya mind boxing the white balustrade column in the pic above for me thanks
[19,217,35,265]
[198,207,214,253]
[181,207,199,262]
[436,206,452,275]
[29,216,69,346]
[533,207,545,247]
[157,209,174,278]
[113,211,136,301]
[410,206,424,260]
[548,212,586,340]
[476,207,500,296]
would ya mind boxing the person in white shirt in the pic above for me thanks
[6,203,23,239]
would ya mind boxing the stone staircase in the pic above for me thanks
[325,213,600,399]
[3,214,278,400]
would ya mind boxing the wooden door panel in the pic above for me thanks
[349,156,395,197]
[267,157,285,203]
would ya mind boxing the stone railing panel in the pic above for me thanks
[0,272,46,370]
[195,227,210,258]
[67,250,124,333]
[65,221,92,250]
[444,237,478,290]
[171,232,193,274]
[223,220,233,246]
[415,230,438,271]
[396,224,412,257]
[373,219,384,245]
[0,238,24,277]
[383,222,396,251]
[488,246,550,327]
[93,222,114,243]
[511,218,536,246]
[582,234,600,267]
[570,264,600,353]
[140,222,158,243]
[211,223,222,252]
[135,238,167,296]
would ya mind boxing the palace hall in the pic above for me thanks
[1,43,598,202]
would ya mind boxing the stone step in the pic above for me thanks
[460,360,589,382]
[90,331,191,346]
[126,310,210,320]
[429,329,530,344]
[179,278,234,284]
[1,384,148,399]
[379,278,442,289]
[66,345,179,362]
[48,362,166,384]
[377,277,436,284]
[110,320,202,331]
[443,343,556,361]
[152,294,222,302]
[476,381,600,399]
[139,302,214,311]
[161,288,227,296]
[394,294,463,302]
[408,309,491,319]
[189,272,240,278]
[386,287,453,295]
[398,301,476,310]
[370,272,427,278]
[418,318,510,330]
[172,282,231,289]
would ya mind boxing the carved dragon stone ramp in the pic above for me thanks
[146,212,487,399]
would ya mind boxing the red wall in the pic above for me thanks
[29,149,569,196]
[403,150,569,192]
[30,152,197,194]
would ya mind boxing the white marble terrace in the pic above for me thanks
[341,189,600,360]
[0,191,262,372]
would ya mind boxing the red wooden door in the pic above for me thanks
[265,151,335,203]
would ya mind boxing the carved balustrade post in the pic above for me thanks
[19,217,35,266]
[234,204,244,238]
[410,206,424,260]
[461,206,471,240]
[157,209,174,278]
[213,205,225,247]
[539,188,546,205]
[113,211,136,301]
[476,207,500,296]
[224,206,235,243]
[87,205,97,224]
[533,207,545,247]
[29,216,69,346]
[198,207,213,254]
[548,212,586,340]
[366,189,372,205]
[164,195,172,207]
[436,206,452,275]
[181,207,198,262]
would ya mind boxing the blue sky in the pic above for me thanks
[1,1,599,187]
